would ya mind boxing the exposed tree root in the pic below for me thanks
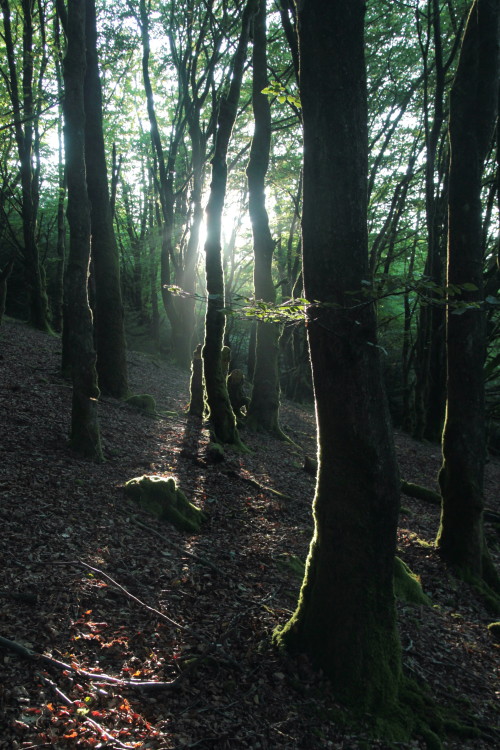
[401,480,500,523]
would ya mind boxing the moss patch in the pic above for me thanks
[276,554,305,578]
[394,556,432,606]
[124,475,206,533]
[125,393,156,415]
[206,442,225,463]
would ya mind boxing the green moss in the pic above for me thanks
[276,554,305,578]
[414,536,434,549]
[124,475,206,533]
[125,393,156,415]
[206,442,225,463]
[394,557,432,606]
[459,570,500,615]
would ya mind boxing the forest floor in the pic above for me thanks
[0,317,499,750]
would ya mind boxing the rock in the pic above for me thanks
[124,475,206,533]
[125,394,156,415]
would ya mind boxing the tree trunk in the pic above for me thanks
[137,0,187,365]
[274,0,402,713]
[413,0,450,441]
[437,0,500,590]
[53,13,66,334]
[245,0,283,436]
[0,255,15,325]
[0,0,50,332]
[84,0,128,399]
[63,0,102,461]
[202,0,255,445]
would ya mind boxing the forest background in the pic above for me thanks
[1,0,499,444]
[1,0,500,747]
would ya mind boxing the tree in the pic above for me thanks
[274,0,402,716]
[437,0,500,594]
[0,0,51,331]
[413,0,461,441]
[202,0,255,446]
[62,0,102,461]
[245,0,283,436]
[84,0,129,399]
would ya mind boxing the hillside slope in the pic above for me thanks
[0,319,499,749]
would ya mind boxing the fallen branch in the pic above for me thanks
[76,560,187,631]
[0,634,184,692]
[223,468,292,500]
[38,673,132,750]
[400,481,500,523]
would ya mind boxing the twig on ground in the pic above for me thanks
[0,634,186,691]
[223,468,293,500]
[76,559,188,631]
[38,673,132,750]
[130,516,226,576]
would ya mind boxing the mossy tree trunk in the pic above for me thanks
[84,0,128,399]
[202,0,255,445]
[436,0,500,590]
[245,0,282,436]
[274,0,402,713]
[1,0,50,332]
[62,0,102,461]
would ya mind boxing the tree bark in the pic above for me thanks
[245,0,283,436]
[437,0,500,589]
[202,0,255,445]
[274,0,402,713]
[62,0,102,461]
[84,0,128,399]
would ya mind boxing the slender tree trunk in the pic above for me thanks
[63,0,102,461]
[274,0,402,713]
[0,0,50,331]
[137,0,187,364]
[202,0,255,445]
[437,0,500,591]
[53,13,66,335]
[0,255,15,325]
[174,116,205,368]
[413,0,449,441]
[246,0,283,436]
[84,0,128,399]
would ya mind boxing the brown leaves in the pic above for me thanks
[0,320,499,748]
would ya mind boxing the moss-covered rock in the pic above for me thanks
[125,394,156,415]
[124,475,206,533]
[394,557,432,606]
